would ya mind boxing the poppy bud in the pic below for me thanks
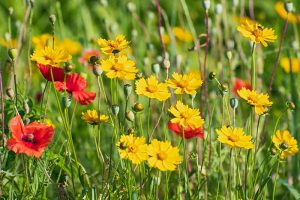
[209,72,216,80]
[230,98,239,109]
[203,0,210,11]
[215,3,222,15]
[6,88,15,99]
[125,111,135,122]
[226,51,233,60]
[112,105,120,116]
[232,0,239,7]
[163,59,170,69]
[92,64,103,76]
[286,101,295,110]
[8,7,13,15]
[127,128,134,134]
[23,100,30,114]
[49,14,56,24]
[124,84,132,97]
[89,56,99,64]
[227,40,235,50]
[151,63,160,74]
[64,63,73,73]
[284,1,293,13]
[127,2,136,12]
[135,72,143,80]
[62,95,71,108]
[133,103,143,112]
[8,48,17,61]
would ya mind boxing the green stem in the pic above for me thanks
[272,161,280,200]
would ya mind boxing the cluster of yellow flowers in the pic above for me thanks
[116,134,182,171]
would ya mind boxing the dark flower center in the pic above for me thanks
[21,133,35,144]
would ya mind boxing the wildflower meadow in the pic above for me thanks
[0,0,300,199]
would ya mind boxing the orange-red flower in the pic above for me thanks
[233,78,251,94]
[37,64,66,82]
[54,73,96,105]
[168,121,204,139]
[79,49,101,65]
[7,115,55,158]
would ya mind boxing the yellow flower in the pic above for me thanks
[275,2,300,24]
[168,101,204,129]
[216,126,254,149]
[32,34,53,49]
[280,57,300,73]
[43,118,55,128]
[31,46,72,66]
[172,27,193,42]
[162,34,171,44]
[81,109,109,125]
[0,38,17,48]
[116,134,148,164]
[272,130,298,158]
[101,55,137,80]
[97,34,129,55]
[147,139,182,171]
[166,71,202,95]
[237,87,273,115]
[135,75,171,101]
[237,20,277,47]
[58,39,82,55]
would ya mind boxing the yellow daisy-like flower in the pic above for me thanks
[216,126,254,149]
[168,101,204,129]
[116,134,148,164]
[147,139,182,171]
[135,75,171,101]
[32,34,53,49]
[172,27,193,42]
[0,38,17,48]
[101,55,137,80]
[275,2,300,24]
[58,39,82,55]
[43,118,55,128]
[97,34,129,55]
[280,57,300,73]
[162,34,171,44]
[272,130,299,158]
[237,87,273,115]
[237,20,277,47]
[81,109,109,125]
[166,71,203,95]
[31,46,72,66]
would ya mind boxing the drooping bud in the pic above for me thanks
[230,98,239,109]
[6,88,15,99]
[133,102,144,112]
[125,111,135,122]
[209,72,216,80]
[220,84,228,94]
[89,56,99,64]
[8,48,17,61]
[49,14,56,24]
[270,147,277,156]
[112,105,120,116]
[124,84,132,97]
[151,63,160,75]
[284,1,293,13]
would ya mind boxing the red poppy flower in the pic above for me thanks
[79,49,100,65]
[37,63,65,82]
[54,73,96,105]
[168,121,204,139]
[232,78,251,94]
[7,115,54,158]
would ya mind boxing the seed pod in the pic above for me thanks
[64,63,73,73]
[92,64,103,76]
[151,63,160,74]
[8,48,17,61]
[133,103,143,112]
[23,100,30,114]
[8,7,13,15]
[124,84,132,97]
[112,105,120,115]
[6,88,15,99]
[127,128,134,134]
[49,14,56,24]
[163,59,170,69]
[125,111,135,122]
[215,3,223,15]
[209,72,216,80]
[284,1,293,13]
[203,0,210,11]
[226,51,233,60]
[230,98,239,109]
[89,56,99,64]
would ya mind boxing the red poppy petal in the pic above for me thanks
[37,64,65,82]
[54,81,65,92]
[73,91,96,105]
[32,126,55,149]
[9,115,24,141]
[168,121,204,139]
[168,122,181,133]
[7,138,44,158]
[66,73,87,92]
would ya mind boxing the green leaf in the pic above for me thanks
[278,179,300,199]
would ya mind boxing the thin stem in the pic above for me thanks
[0,69,4,148]
[251,43,256,90]
[272,161,280,200]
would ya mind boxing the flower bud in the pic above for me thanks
[6,88,15,99]
[125,111,135,122]
[23,100,30,114]
[190,93,197,100]
[8,48,17,61]
[92,64,103,76]
[284,1,293,13]
[133,102,144,112]
[112,104,120,115]
[209,72,216,80]
[64,63,73,73]
[203,0,210,11]
[127,128,134,134]
[227,40,235,50]
[62,95,71,108]
[24,118,30,125]
[286,101,295,110]
[135,72,143,80]
[49,14,56,24]
[8,7,13,15]
[127,2,136,12]
[124,84,132,97]
[151,63,160,74]
[232,0,239,7]
[226,51,233,60]
[163,59,170,69]
[270,147,277,156]
[230,98,239,109]
[89,56,99,64]
[146,43,154,51]
[156,56,163,63]
[220,84,228,94]
[215,3,223,15]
